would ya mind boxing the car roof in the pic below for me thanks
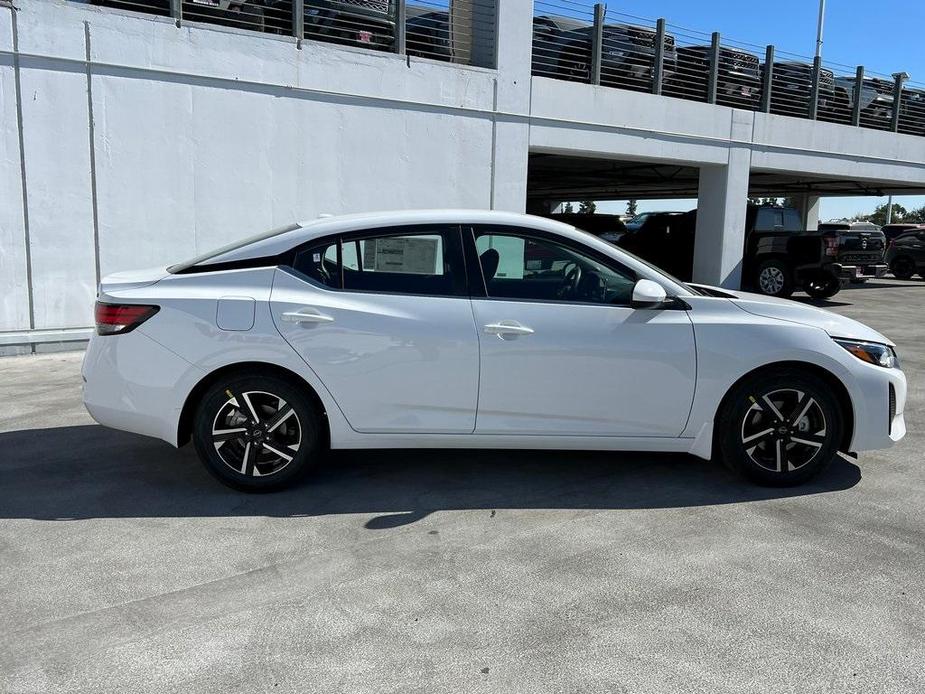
[197,210,584,266]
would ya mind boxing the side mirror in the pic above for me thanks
[632,279,669,308]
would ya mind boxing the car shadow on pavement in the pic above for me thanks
[0,424,862,526]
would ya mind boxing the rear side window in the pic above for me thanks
[291,226,465,297]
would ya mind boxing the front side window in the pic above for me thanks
[473,228,636,304]
[292,226,463,296]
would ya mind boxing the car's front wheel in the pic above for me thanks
[717,369,843,486]
[193,373,322,491]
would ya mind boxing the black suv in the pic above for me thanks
[764,61,835,117]
[886,229,925,279]
[665,45,761,109]
[532,15,677,91]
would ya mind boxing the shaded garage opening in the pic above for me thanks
[526,152,925,288]
[527,152,925,208]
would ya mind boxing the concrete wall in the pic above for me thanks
[1,0,524,345]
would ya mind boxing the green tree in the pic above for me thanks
[865,203,908,226]
[904,205,925,223]
[626,199,638,216]
[562,201,575,213]
[578,201,597,214]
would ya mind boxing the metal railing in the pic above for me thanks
[85,0,496,68]
[531,2,925,137]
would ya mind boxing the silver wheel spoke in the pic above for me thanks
[742,427,775,445]
[241,392,262,423]
[791,434,825,448]
[239,442,252,474]
[776,439,785,472]
[790,395,815,426]
[262,442,294,463]
[762,395,786,422]
[266,406,295,433]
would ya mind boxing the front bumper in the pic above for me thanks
[848,364,907,452]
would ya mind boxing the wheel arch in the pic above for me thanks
[177,361,330,448]
[714,360,855,452]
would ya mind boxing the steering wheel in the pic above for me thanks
[557,262,582,299]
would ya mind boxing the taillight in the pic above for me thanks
[823,235,839,257]
[94,302,159,336]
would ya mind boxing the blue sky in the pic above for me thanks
[585,0,925,220]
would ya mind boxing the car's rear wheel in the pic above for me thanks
[891,256,916,280]
[193,373,322,491]
[755,258,794,298]
[717,369,843,486]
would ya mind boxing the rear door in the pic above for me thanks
[271,225,479,434]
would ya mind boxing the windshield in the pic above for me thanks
[166,223,300,273]
[570,223,699,296]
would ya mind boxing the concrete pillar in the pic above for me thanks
[693,139,752,287]
[795,193,821,230]
[487,0,531,212]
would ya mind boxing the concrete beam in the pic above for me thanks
[488,0,531,212]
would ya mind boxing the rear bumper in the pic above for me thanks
[82,329,204,446]
[833,263,889,281]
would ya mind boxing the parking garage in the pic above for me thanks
[4,0,925,349]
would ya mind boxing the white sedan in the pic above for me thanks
[82,210,906,491]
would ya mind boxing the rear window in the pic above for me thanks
[167,223,300,273]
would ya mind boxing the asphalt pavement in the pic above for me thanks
[1,279,923,693]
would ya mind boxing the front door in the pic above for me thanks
[271,225,479,434]
[468,226,697,437]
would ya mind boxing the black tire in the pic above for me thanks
[754,258,795,298]
[803,275,841,299]
[193,372,323,492]
[717,369,843,487]
[891,256,916,280]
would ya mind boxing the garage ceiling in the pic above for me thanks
[527,153,925,202]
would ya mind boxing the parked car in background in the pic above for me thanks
[82,210,906,491]
[665,45,761,109]
[882,223,925,245]
[624,210,685,232]
[764,61,835,117]
[619,212,695,280]
[304,0,395,50]
[829,76,896,129]
[899,88,925,135]
[885,228,925,279]
[406,7,451,61]
[544,213,628,245]
[531,15,677,91]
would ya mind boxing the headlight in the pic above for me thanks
[834,338,899,369]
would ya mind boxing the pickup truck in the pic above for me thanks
[746,207,887,298]
[617,205,887,299]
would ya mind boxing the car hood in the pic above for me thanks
[706,287,893,346]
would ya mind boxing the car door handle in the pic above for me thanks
[484,320,534,337]
[281,308,334,324]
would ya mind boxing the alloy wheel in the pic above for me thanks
[211,390,302,477]
[759,266,785,295]
[740,388,828,473]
